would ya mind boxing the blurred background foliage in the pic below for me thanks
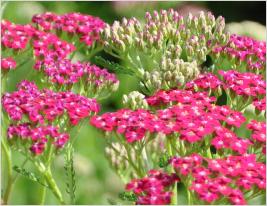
[1,1,266,204]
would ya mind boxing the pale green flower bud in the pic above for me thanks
[123,91,148,110]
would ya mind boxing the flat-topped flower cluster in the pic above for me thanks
[1,9,266,205]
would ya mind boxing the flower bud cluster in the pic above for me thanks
[122,91,148,110]
[103,10,228,64]
[125,170,179,205]
[102,10,229,92]
[105,142,129,172]
[212,34,266,73]
[7,123,69,155]
[2,80,100,125]
[171,154,266,205]
[142,59,199,93]
[32,12,106,46]
[34,59,119,97]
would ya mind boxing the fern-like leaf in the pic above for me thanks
[64,144,76,204]
[94,56,135,75]
[13,166,50,188]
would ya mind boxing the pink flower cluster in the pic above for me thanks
[1,19,75,70]
[90,109,159,143]
[7,123,69,155]
[212,34,266,71]
[34,58,118,86]
[146,89,216,108]
[247,120,266,154]
[32,30,75,61]
[219,70,266,98]
[211,126,251,154]
[186,73,222,91]
[253,98,266,112]
[2,80,100,125]
[1,20,35,50]
[171,154,266,205]
[32,12,106,46]
[1,57,16,70]
[91,89,247,146]
[126,170,179,205]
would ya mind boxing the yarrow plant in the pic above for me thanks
[1,8,266,205]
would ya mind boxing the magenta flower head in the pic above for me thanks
[7,123,69,155]
[2,80,100,125]
[1,19,35,51]
[212,34,266,73]
[1,57,16,70]
[171,154,266,205]
[125,170,179,205]
[34,59,119,98]
[32,12,106,46]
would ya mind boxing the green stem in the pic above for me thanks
[187,189,192,205]
[2,140,13,204]
[44,169,65,205]
[167,138,177,205]
[38,183,47,205]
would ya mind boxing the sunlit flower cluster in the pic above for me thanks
[32,12,106,46]
[126,170,179,205]
[171,154,266,205]
[212,34,266,73]
[7,123,69,155]
[2,80,100,125]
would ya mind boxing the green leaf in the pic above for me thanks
[13,165,50,188]
[64,144,76,204]
[107,198,118,205]
[158,153,171,168]
[118,191,137,202]
[94,56,135,75]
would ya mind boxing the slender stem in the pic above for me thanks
[167,138,177,205]
[44,169,65,205]
[187,190,192,205]
[2,140,13,204]
[38,182,47,205]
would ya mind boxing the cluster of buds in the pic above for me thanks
[142,58,199,93]
[122,91,148,110]
[125,170,179,205]
[32,12,106,46]
[212,34,266,74]
[2,80,100,125]
[102,10,229,93]
[7,124,69,155]
[34,59,119,98]
[105,142,130,173]
[171,154,266,205]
